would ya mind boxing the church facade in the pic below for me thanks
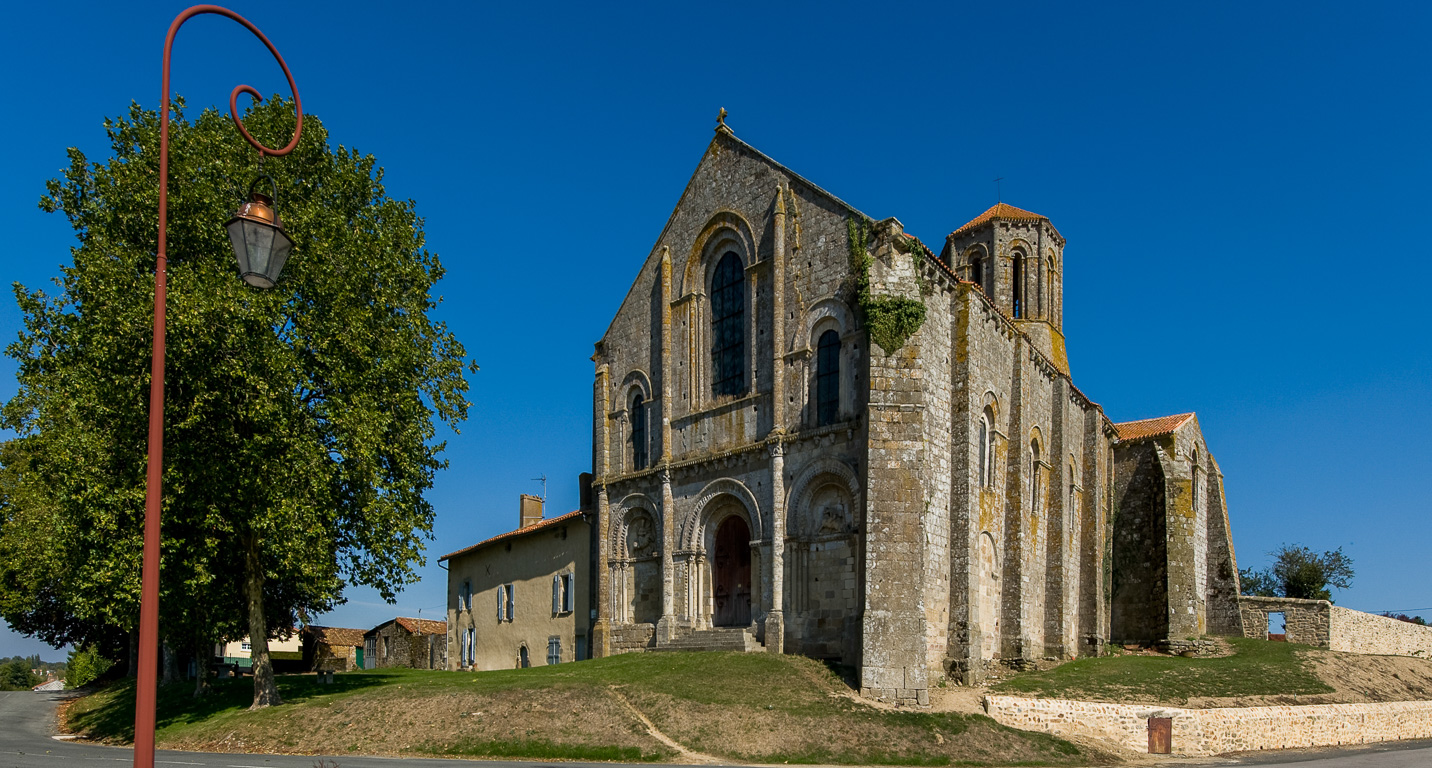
[587,123,1241,703]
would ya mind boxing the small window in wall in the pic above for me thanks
[240,642,251,652]
[547,635,562,665]
[816,329,840,426]
[460,580,471,612]
[518,645,530,668]
[1268,612,1287,642]
[629,391,648,470]
[970,257,984,292]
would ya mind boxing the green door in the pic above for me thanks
[355,647,364,670]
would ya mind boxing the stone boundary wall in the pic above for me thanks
[1238,596,1330,646]
[984,695,1432,756]
[1330,606,1432,657]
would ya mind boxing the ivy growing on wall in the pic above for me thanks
[848,218,927,354]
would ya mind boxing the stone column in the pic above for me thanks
[592,356,612,657]
[657,468,676,641]
[765,186,788,654]
[767,440,786,653]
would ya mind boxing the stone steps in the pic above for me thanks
[654,627,761,652]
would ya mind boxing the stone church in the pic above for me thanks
[587,120,1242,703]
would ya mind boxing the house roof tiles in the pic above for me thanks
[395,617,447,636]
[303,625,366,647]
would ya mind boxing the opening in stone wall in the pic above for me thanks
[1268,611,1287,641]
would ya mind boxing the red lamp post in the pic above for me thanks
[136,7,302,768]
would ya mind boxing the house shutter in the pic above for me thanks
[506,584,514,620]
[498,586,504,620]
[553,575,561,614]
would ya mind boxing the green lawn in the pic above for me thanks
[67,652,1089,766]
[991,637,1333,704]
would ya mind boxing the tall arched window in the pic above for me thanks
[711,251,746,397]
[816,329,840,426]
[970,257,984,293]
[1012,252,1026,319]
[1191,449,1200,510]
[629,391,647,470]
[978,408,994,488]
[1029,440,1041,513]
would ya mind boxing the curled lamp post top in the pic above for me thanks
[163,4,303,158]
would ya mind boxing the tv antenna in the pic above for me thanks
[994,177,1005,202]
[532,474,547,502]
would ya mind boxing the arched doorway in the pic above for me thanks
[713,515,751,627]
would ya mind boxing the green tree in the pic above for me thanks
[1239,544,1354,602]
[2,97,472,708]
[0,658,40,691]
[66,644,115,688]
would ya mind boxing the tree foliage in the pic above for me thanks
[1,97,472,705]
[66,645,115,688]
[1239,544,1354,602]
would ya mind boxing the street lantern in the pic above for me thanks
[226,178,293,289]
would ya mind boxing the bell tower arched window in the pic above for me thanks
[629,391,647,470]
[970,257,985,294]
[816,329,840,426]
[711,251,746,397]
[1012,251,1026,319]
[978,407,995,488]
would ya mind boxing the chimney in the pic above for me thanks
[519,494,544,528]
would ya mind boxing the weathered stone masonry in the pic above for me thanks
[587,125,1243,701]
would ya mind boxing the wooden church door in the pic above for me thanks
[713,515,752,626]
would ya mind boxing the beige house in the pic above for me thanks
[442,495,592,670]
[216,631,302,669]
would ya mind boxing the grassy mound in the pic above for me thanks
[991,637,1334,704]
[66,652,1087,766]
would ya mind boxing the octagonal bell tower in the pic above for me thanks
[941,203,1069,374]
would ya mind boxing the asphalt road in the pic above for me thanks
[3,691,1431,768]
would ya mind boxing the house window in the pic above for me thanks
[816,329,840,426]
[547,635,562,665]
[240,642,251,652]
[498,583,514,621]
[552,572,576,614]
[710,251,746,397]
[460,580,471,612]
[629,391,647,470]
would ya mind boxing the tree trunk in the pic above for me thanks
[161,641,179,686]
[243,532,281,709]
[192,639,211,698]
[127,630,138,677]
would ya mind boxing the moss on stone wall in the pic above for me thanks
[847,218,927,355]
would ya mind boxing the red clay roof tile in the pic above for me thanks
[950,203,1050,238]
[1113,413,1195,442]
[394,617,447,635]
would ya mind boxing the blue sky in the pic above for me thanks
[3,1,1429,660]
